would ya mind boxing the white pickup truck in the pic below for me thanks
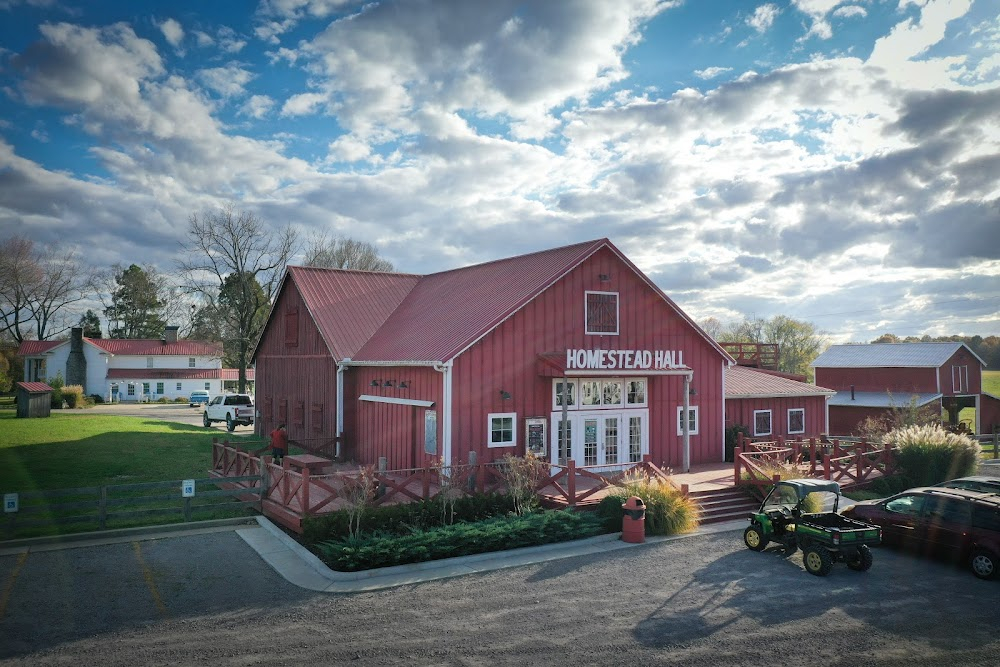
[203,393,255,432]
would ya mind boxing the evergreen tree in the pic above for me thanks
[103,264,167,339]
[78,309,102,338]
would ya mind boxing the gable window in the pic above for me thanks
[285,307,299,347]
[677,406,699,436]
[146,357,154,368]
[189,357,196,368]
[488,413,516,448]
[952,366,968,393]
[788,408,805,434]
[585,291,619,335]
[754,410,772,437]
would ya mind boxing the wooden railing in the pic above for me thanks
[734,434,899,492]
[210,441,685,527]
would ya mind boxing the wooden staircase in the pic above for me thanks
[690,487,759,525]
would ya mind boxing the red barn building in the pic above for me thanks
[724,366,834,440]
[253,239,741,471]
[811,342,992,435]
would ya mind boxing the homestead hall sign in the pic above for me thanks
[565,349,686,371]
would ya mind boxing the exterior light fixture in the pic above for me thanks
[599,273,611,282]
[370,380,380,387]
[383,380,395,388]
[689,386,698,396]
[500,390,512,400]
[399,381,409,389]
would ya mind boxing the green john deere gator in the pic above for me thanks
[743,479,882,576]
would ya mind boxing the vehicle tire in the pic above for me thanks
[970,548,997,580]
[744,525,767,552]
[803,546,834,576]
[226,414,236,432]
[203,412,211,427]
[846,544,874,572]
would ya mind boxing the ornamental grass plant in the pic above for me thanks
[598,470,698,536]
[886,423,981,487]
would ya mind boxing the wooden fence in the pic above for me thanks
[3,475,264,539]
[734,433,898,494]
[210,440,681,532]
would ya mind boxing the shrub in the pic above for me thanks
[725,424,751,462]
[596,471,698,536]
[156,397,170,403]
[62,385,84,408]
[317,510,605,571]
[49,372,64,408]
[300,492,516,546]
[89,393,105,404]
[886,423,981,486]
[496,452,545,516]
[174,396,188,403]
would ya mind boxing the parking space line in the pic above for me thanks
[0,551,28,620]
[132,541,167,616]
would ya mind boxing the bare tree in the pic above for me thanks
[0,236,91,342]
[302,233,394,272]
[177,205,297,392]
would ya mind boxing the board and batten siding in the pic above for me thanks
[254,279,337,444]
[725,396,828,438]
[450,246,727,467]
[814,367,937,394]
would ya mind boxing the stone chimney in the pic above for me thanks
[67,327,87,393]
[163,326,179,344]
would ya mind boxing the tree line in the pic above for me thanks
[0,206,393,392]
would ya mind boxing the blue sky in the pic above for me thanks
[0,0,998,343]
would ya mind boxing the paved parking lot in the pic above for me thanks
[1,524,996,665]
[82,402,257,435]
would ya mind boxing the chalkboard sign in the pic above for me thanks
[525,418,546,456]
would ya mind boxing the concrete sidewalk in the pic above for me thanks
[236,516,749,593]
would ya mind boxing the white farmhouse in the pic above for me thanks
[17,326,253,402]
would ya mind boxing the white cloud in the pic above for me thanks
[240,94,275,119]
[694,66,734,80]
[159,18,184,49]
[193,30,214,48]
[280,91,327,116]
[747,4,780,33]
[869,0,973,67]
[198,64,255,98]
[832,5,867,19]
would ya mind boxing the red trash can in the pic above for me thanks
[622,496,646,543]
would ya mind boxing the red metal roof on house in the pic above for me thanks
[725,366,835,398]
[106,368,253,380]
[16,381,53,393]
[354,239,610,362]
[17,337,222,357]
[286,266,421,360]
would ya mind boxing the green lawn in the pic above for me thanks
[984,370,1000,396]
[0,412,264,492]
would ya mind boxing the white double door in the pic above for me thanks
[550,409,648,470]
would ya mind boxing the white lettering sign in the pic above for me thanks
[182,480,195,498]
[566,349,685,370]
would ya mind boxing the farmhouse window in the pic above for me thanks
[488,413,516,448]
[142,382,150,395]
[788,408,805,434]
[156,382,164,395]
[676,406,699,436]
[176,382,182,391]
[293,400,305,427]
[146,357,154,368]
[585,291,619,335]
[188,357,196,368]
[311,403,324,432]
[204,382,210,391]
[627,380,646,406]
[285,307,299,347]
[754,410,772,437]
[127,384,135,396]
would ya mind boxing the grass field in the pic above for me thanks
[984,370,1000,396]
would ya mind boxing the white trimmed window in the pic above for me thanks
[127,384,135,396]
[176,382,183,391]
[585,291,619,335]
[788,408,805,435]
[488,413,516,448]
[189,357,196,368]
[754,410,773,437]
[146,357,154,368]
[156,382,164,395]
[554,380,576,407]
[204,382,210,390]
[626,380,646,406]
[677,406,700,436]
[553,378,644,410]
[142,382,150,395]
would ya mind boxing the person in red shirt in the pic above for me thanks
[270,423,288,464]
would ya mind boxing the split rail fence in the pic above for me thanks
[210,439,680,532]
[734,433,899,495]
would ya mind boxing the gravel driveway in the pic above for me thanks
[79,402,257,435]
[1,528,996,666]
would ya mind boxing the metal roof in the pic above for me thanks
[811,342,986,369]
[106,368,253,380]
[827,391,942,408]
[16,381,53,393]
[286,266,421,360]
[17,338,222,357]
[724,366,835,399]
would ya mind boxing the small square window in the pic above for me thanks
[176,382,183,391]
[677,406,699,436]
[204,382,211,391]
[488,412,516,448]
[580,381,600,406]
[189,357,196,368]
[627,380,646,405]
[754,410,772,437]
[788,408,805,434]
[554,381,576,408]
[585,291,619,335]
[602,381,622,406]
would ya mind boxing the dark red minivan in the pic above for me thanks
[841,487,1000,580]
